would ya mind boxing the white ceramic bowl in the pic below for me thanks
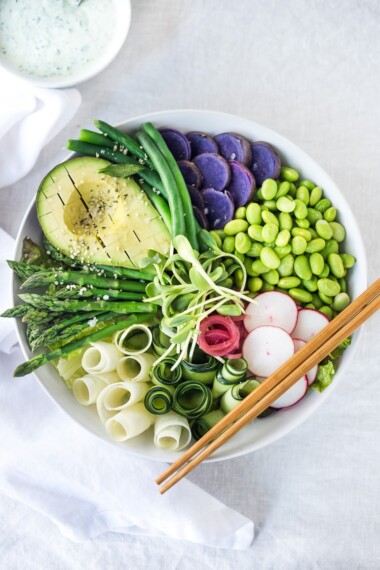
[0,0,131,88]
[13,110,367,462]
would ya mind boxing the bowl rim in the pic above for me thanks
[12,109,368,462]
[0,0,131,89]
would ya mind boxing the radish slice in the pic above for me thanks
[242,325,294,377]
[271,376,308,409]
[293,338,318,385]
[244,291,298,334]
[291,309,329,342]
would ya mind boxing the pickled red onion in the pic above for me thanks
[198,315,240,357]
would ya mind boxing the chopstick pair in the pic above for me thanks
[156,278,380,494]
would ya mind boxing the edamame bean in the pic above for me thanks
[292,227,312,241]
[294,199,308,219]
[274,245,292,258]
[223,236,235,253]
[224,219,249,235]
[295,218,310,229]
[339,278,347,293]
[246,203,262,225]
[223,258,234,268]
[308,228,318,239]
[275,229,291,247]
[247,277,263,292]
[234,268,245,289]
[261,282,275,292]
[234,206,247,220]
[261,179,278,200]
[299,179,315,190]
[324,207,336,222]
[292,236,308,255]
[235,232,252,254]
[317,278,340,297]
[319,264,330,278]
[234,251,245,263]
[276,181,290,198]
[210,231,222,248]
[319,305,333,319]
[315,198,331,213]
[262,269,279,285]
[213,229,226,239]
[305,303,316,309]
[288,182,297,197]
[251,259,270,274]
[296,186,310,204]
[309,186,323,206]
[311,293,323,309]
[262,223,279,243]
[329,221,346,242]
[246,243,263,257]
[248,224,264,242]
[309,252,325,275]
[244,258,259,277]
[306,238,326,253]
[277,196,296,213]
[289,288,313,303]
[332,292,350,311]
[219,277,234,288]
[315,219,333,240]
[278,276,301,289]
[307,207,323,225]
[281,166,299,182]
[328,253,345,278]
[318,291,333,305]
[279,212,293,231]
[301,277,318,292]
[262,210,280,226]
[260,247,281,269]
[262,200,277,211]
[278,254,294,277]
[320,239,339,259]
[340,253,356,268]
[294,255,312,280]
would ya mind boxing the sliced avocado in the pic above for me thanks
[36,157,171,268]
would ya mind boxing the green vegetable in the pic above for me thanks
[99,163,145,178]
[220,379,260,413]
[191,409,225,440]
[180,353,219,384]
[173,381,213,419]
[311,361,335,392]
[94,119,154,168]
[151,357,183,387]
[144,386,174,415]
[280,166,300,182]
[140,181,172,235]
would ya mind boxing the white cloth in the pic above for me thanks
[0,69,81,188]
[0,231,254,549]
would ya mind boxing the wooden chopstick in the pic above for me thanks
[157,278,380,493]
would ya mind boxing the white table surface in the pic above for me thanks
[1,1,380,568]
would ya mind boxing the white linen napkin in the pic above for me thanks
[0,69,81,189]
[0,231,254,549]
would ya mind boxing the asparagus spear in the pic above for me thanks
[7,260,44,280]
[19,294,156,314]
[14,313,155,377]
[20,270,147,293]
[54,286,144,301]
[1,304,30,318]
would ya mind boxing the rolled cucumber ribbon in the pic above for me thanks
[150,357,183,387]
[144,386,174,415]
[180,353,220,385]
[152,327,175,356]
[211,357,248,399]
[114,324,153,355]
[173,381,213,420]
[220,378,261,414]
[154,411,192,451]
[191,409,226,441]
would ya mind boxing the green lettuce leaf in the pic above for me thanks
[311,361,336,392]
[329,336,351,360]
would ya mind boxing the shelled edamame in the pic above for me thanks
[221,171,356,314]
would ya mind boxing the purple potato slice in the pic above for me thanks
[203,188,235,230]
[193,206,209,230]
[159,128,191,161]
[226,160,256,207]
[178,160,203,188]
[187,185,205,210]
[186,131,219,158]
[193,153,231,191]
[214,132,252,166]
[250,142,281,187]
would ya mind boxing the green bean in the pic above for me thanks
[278,276,301,289]
[262,269,279,285]
[277,196,296,213]
[294,255,312,280]
[324,207,337,222]
[294,199,308,219]
[292,236,308,255]
[274,245,292,258]
[140,182,172,234]
[307,207,323,225]
[309,252,325,275]
[329,221,346,242]
[278,254,294,277]
[223,236,236,253]
[260,247,280,269]
[224,219,249,235]
[234,206,247,219]
[318,278,340,297]
[296,186,310,204]
[247,277,263,292]
[332,292,350,311]
[289,288,313,304]
[262,210,280,226]
[262,223,279,244]
[246,203,262,225]
[94,119,153,167]
[301,277,318,292]
[275,229,291,247]
[79,128,115,148]
[276,181,290,198]
[261,179,278,200]
[328,253,345,278]
[246,243,263,257]
[306,238,326,253]
[315,219,333,240]
[248,224,264,242]
[281,166,300,182]
[235,232,252,254]
[309,186,323,206]
[300,179,315,191]
[279,212,293,231]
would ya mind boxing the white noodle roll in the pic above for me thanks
[82,341,122,374]
[117,353,156,382]
[154,411,192,452]
[114,324,153,355]
[105,403,155,442]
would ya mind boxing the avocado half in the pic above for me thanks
[36,157,171,268]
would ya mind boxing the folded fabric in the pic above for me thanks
[0,68,81,189]
[0,230,254,549]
